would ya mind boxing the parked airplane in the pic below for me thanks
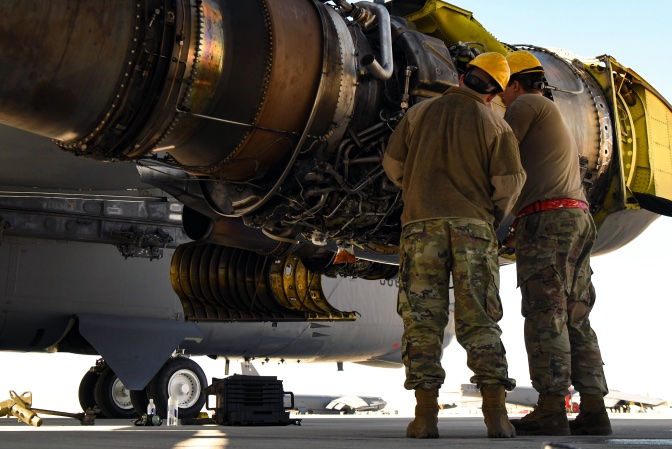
[602,391,668,413]
[240,362,388,414]
[288,394,388,414]
[460,384,668,413]
[1,0,671,421]
[461,384,542,410]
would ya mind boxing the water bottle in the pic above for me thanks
[167,395,178,426]
[146,398,156,416]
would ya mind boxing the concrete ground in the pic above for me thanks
[1,414,672,449]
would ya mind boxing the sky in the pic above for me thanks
[1,0,671,416]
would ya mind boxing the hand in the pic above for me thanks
[503,234,515,249]
[498,234,515,259]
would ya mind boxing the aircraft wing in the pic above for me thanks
[604,391,668,408]
[462,384,668,409]
[460,384,575,408]
[1,1,671,331]
[461,383,544,407]
[1,0,671,420]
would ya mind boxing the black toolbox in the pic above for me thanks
[204,374,298,426]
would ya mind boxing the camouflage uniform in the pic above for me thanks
[398,218,516,391]
[515,208,608,397]
[384,86,525,397]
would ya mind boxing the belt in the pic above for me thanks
[516,198,589,220]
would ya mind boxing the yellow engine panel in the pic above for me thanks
[405,0,512,56]
[594,58,672,211]
[408,2,672,220]
[623,80,672,200]
[405,2,672,254]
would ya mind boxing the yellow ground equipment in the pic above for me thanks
[1,390,97,426]
[0,391,43,427]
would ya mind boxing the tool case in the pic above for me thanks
[204,374,298,426]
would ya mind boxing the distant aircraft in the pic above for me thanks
[288,394,388,415]
[602,391,668,413]
[460,383,542,409]
[460,384,668,413]
[1,0,671,422]
[240,362,388,414]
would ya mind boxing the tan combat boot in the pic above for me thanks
[510,394,570,436]
[480,385,516,438]
[570,394,612,435]
[406,387,439,438]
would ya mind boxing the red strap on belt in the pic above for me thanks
[517,198,589,219]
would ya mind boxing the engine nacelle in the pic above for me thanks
[1,0,671,264]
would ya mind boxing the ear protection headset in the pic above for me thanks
[463,68,502,94]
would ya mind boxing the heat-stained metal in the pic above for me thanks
[1,0,671,268]
[170,243,358,322]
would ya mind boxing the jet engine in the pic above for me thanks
[1,0,672,310]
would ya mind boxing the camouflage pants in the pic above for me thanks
[515,208,608,397]
[398,217,515,391]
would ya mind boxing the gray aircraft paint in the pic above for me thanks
[0,235,455,389]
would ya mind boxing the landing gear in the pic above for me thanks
[129,387,150,416]
[77,362,135,418]
[77,370,100,413]
[78,356,207,419]
[93,367,136,419]
[148,357,207,419]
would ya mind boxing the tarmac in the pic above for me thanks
[1,414,672,449]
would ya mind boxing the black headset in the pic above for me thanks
[463,67,502,94]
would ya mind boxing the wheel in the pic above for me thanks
[148,357,206,420]
[93,367,137,419]
[78,370,100,412]
[130,387,151,416]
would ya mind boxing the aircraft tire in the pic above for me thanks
[78,370,100,413]
[129,388,151,416]
[93,367,137,419]
[148,357,207,420]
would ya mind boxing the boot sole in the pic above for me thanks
[570,428,612,436]
[516,429,570,436]
[488,432,516,438]
[406,433,439,439]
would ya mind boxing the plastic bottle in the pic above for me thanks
[167,395,178,426]
[146,398,156,416]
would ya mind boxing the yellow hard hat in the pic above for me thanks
[506,51,544,76]
[467,52,510,92]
